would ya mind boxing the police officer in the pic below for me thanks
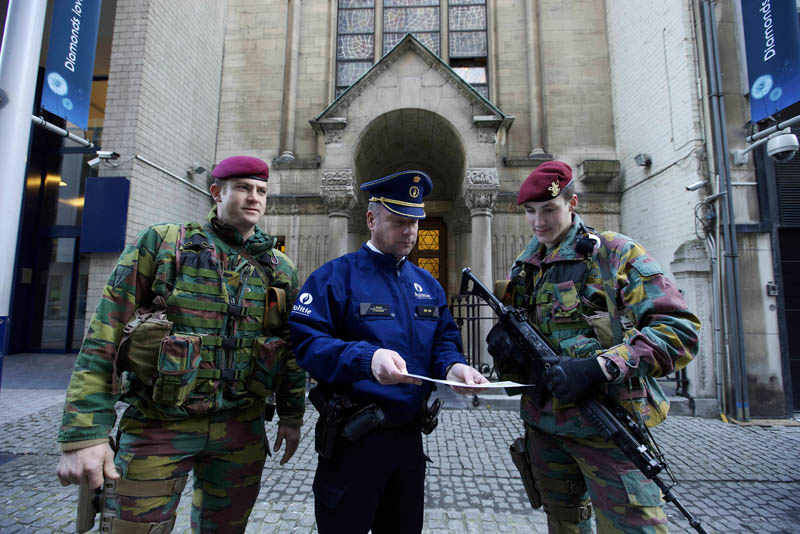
[489,161,701,533]
[289,170,487,534]
[55,156,305,533]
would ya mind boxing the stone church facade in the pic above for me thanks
[82,0,796,418]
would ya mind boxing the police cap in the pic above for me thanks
[516,161,573,204]
[212,156,269,182]
[361,170,433,219]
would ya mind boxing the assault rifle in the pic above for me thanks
[460,267,710,534]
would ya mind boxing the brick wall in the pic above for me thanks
[85,0,227,326]
[605,1,706,271]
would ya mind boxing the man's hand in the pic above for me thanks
[543,356,607,404]
[371,349,423,385]
[273,424,300,465]
[56,442,119,489]
[446,363,489,394]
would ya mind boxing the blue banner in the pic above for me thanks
[41,0,102,130]
[740,1,800,122]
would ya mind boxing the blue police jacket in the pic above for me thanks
[289,244,467,425]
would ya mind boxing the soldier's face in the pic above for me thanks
[367,206,419,258]
[210,178,268,239]
[523,194,577,247]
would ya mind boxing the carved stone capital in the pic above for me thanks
[321,169,358,214]
[463,168,499,210]
[477,129,496,143]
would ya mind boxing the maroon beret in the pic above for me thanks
[516,161,573,204]
[212,156,269,182]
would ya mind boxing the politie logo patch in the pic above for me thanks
[413,282,431,300]
[292,293,314,316]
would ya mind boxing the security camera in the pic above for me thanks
[686,180,708,192]
[87,157,101,168]
[97,150,120,160]
[766,131,799,162]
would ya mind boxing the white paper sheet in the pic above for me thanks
[402,371,533,388]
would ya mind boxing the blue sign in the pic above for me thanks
[41,0,102,130]
[740,1,800,121]
[80,177,130,253]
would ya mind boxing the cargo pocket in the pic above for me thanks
[247,336,288,397]
[152,335,202,406]
[620,470,663,507]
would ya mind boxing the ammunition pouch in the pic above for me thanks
[509,437,542,509]
[341,404,386,442]
[114,297,172,394]
[77,475,187,533]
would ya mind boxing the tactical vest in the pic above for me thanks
[509,229,669,433]
[118,222,288,417]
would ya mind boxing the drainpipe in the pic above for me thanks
[705,233,727,415]
[700,0,749,421]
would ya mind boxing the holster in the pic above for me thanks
[309,386,347,459]
[420,397,441,435]
[77,483,100,533]
[309,386,390,458]
[77,475,187,533]
[509,437,542,509]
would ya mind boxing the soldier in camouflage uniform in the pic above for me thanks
[55,156,306,533]
[488,161,700,534]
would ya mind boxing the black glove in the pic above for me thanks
[543,356,607,404]
[486,323,526,375]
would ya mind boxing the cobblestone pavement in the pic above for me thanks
[1,383,799,534]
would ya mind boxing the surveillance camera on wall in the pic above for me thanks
[766,131,799,162]
[97,150,120,160]
[685,180,708,191]
[87,156,101,168]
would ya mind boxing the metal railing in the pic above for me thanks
[449,293,497,378]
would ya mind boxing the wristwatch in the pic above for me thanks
[604,357,620,382]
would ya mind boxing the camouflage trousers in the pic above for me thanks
[525,423,668,534]
[111,402,268,534]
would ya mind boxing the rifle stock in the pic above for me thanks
[459,267,710,534]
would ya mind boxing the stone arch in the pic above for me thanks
[352,108,466,206]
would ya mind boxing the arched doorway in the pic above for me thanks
[352,108,466,295]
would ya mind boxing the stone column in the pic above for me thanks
[671,239,718,418]
[463,168,500,368]
[321,169,358,261]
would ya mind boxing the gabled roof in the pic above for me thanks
[312,33,508,124]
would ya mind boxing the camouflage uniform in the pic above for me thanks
[58,207,305,533]
[502,214,700,534]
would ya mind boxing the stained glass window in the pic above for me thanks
[448,0,487,98]
[418,229,439,250]
[336,0,376,98]
[383,0,440,55]
[334,1,489,100]
[418,258,440,278]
